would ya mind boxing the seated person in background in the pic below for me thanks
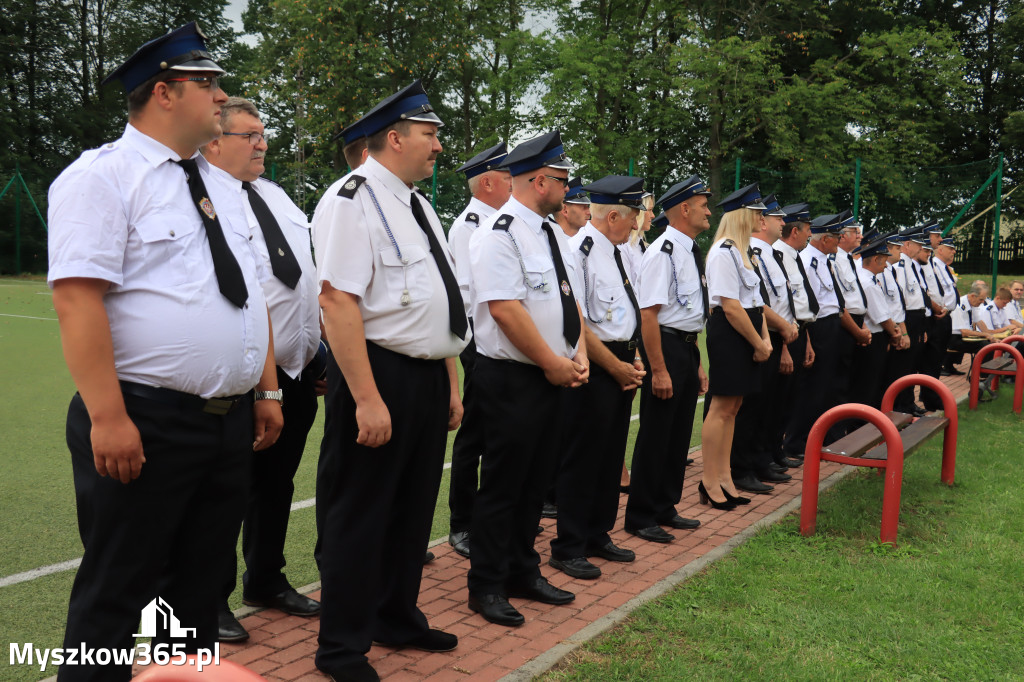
[944,284,997,395]
[977,287,1021,337]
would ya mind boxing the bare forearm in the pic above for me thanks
[319,285,380,404]
[584,326,619,374]
[256,308,279,392]
[640,307,665,372]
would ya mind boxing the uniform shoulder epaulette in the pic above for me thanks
[336,175,366,199]
[720,239,735,249]
[660,240,673,254]
[466,212,479,224]
[810,256,818,269]
[579,236,593,256]
[897,260,906,267]
[985,303,994,310]
[493,214,514,231]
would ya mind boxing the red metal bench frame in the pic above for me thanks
[800,374,958,546]
[968,341,1024,415]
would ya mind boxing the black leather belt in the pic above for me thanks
[905,309,926,318]
[120,381,248,416]
[604,339,639,361]
[660,326,700,343]
[797,320,813,332]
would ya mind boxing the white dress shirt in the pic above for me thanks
[569,223,639,343]
[706,239,761,309]
[773,239,816,322]
[895,254,927,311]
[468,196,581,364]
[448,196,497,316]
[638,227,706,332]
[800,243,841,318]
[617,239,646,290]
[930,256,959,309]
[880,264,906,324]
[950,301,972,336]
[205,166,320,379]
[311,155,469,360]
[47,123,269,398]
[858,268,892,333]
[834,247,867,315]
[984,303,1008,329]
[750,236,794,322]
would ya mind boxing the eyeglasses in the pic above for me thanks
[222,132,266,145]
[165,76,220,90]
[529,174,570,187]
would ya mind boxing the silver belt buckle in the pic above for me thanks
[203,398,234,415]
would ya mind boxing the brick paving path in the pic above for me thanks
[200,371,974,681]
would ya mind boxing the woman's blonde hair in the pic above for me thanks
[712,208,759,268]
[630,194,655,246]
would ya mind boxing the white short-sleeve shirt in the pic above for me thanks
[895,254,927,311]
[47,124,269,398]
[569,223,639,343]
[858,268,892,333]
[750,236,793,322]
[637,227,706,332]
[706,239,761,309]
[773,239,816,322]
[448,196,497,316]
[834,247,867,315]
[880,264,906,324]
[800,243,841,317]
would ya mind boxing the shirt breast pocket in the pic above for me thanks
[740,267,761,291]
[379,243,433,304]
[676,280,700,309]
[522,253,556,300]
[596,285,621,321]
[133,216,200,287]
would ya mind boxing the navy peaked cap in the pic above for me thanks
[717,183,766,213]
[761,193,786,217]
[781,202,811,224]
[102,22,224,93]
[652,212,669,229]
[583,175,646,208]
[500,130,571,176]
[658,175,711,211]
[564,178,590,204]
[359,79,443,138]
[456,141,508,179]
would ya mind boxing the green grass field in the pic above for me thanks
[0,275,704,680]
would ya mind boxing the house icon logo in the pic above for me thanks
[134,597,197,638]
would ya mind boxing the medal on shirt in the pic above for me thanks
[199,197,216,220]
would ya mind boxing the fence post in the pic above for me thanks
[734,158,741,191]
[15,164,21,275]
[853,158,861,220]
[628,157,634,177]
[992,152,1003,292]
[271,162,277,182]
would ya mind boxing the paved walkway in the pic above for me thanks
[215,371,973,681]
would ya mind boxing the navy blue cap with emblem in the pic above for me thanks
[781,202,811,224]
[657,175,712,211]
[102,22,224,93]
[908,230,930,245]
[809,213,843,234]
[855,236,891,259]
[564,177,591,205]
[940,237,956,249]
[886,230,905,246]
[583,175,645,209]
[761,194,786,217]
[358,79,444,138]
[717,183,766,213]
[500,130,572,176]
[333,116,368,144]
[456,141,509,179]
[922,219,942,235]
[652,212,669,230]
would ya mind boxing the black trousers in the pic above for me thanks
[449,335,484,533]
[769,325,808,463]
[886,310,927,412]
[852,331,891,409]
[624,331,701,531]
[467,356,562,596]
[731,331,783,478]
[220,365,318,604]
[783,314,841,455]
[316,344,449,670]
[551,354,634,560]
[945,336,993,369]
[834,313,864,408]
[920,314,952,410]
[59,391,252,682]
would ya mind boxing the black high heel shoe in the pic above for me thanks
[698,481,736,510]
[721,487,750,505]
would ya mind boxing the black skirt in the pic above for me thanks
[707,306,764,397]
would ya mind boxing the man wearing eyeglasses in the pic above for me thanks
[47,23,282,681]
[201,97,322,642]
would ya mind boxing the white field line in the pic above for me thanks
[0,313,57,321]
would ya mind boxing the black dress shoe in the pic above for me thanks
[541,502,558,518]
[243,587,320,617]
[619,484,631,494]
[660,514,701,530]
[734,474,774,494]
[448,530,470,558]
[777,456,803,468]
[586,541,635,562]
[468,593,525,626]
[627,525,675,543]
[769,462,788,473]
[217,608,249,643]
[685,457,694,466]
[756,468,792,483]
[317,661,381,682]
[548,556,601,579]
[507,577,575,605]
[376,628,458,652]
[536,525,544,535]
[424,550,435,564]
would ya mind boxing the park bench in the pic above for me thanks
[968,339,1024,414]
[800,374,958,546]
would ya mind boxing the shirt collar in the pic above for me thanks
[203,158,244,192]
[750,236,772,253]
[363,155,416,206]
[506,196,545,233]
[666,226,695,250]
[580,222,616,256]
[467,196,497,220]
[123,123,204,169]
[805,243,825,260]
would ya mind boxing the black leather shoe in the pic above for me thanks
[536,525,544,535]
[660,514,701,530]
[243,588,320,617]
[507,577,575,605]
[217,608,249,643]
[376,628,457,652]
[541,502,558,518]
[468,593,525,626]
[769,462,788,473]
[756,468,792,483]
[686,457,694,466]
[424,550,435,564]
[448,530,470,558]
[317,661,380,682]
[586,541,635,562]
[548,556,601,579]
[734,474,774,494]
[627,525,675,543]
[777,456,803,468]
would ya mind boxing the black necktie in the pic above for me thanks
[912,261,931,309]
[826,258,846,310]
[540,221,581,347]
[967,306,973,326]
[242,181,302,289]
[893,275,906,310]
[795,254,820,316]
[773,249,797,317]
[930,258,945,296]
[175,158,247,308]
[614,247,642,345]
[692,242,710,322]
[847,253,868,309]
[748,247,771,305]
[410,193,468,340]
[945,264,960,304]
[639,240,647,254]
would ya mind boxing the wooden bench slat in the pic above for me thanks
[981,358,1016,372]
[861,417,949,460]
[821,411,914,458]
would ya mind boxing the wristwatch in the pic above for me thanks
[254,389,284,406]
